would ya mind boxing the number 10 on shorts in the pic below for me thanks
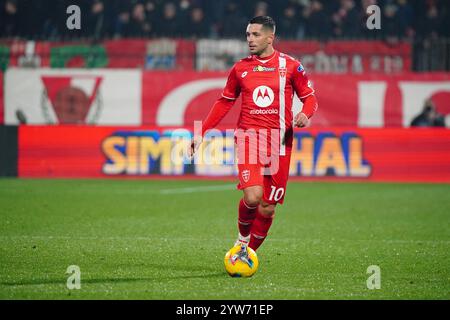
[269,186,285,202]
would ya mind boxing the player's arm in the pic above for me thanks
[294,94,318,128]
[189,97,236,157]
[292,62,318,128]
[200,97,235,134]
[189,66,241,157]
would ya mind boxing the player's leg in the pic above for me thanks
[248,200,276,251]
[248,153,291,251]
[235,131,264,246]
[235,171,264,246]
[239,185,261,232]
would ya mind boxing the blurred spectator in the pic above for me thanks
[184,6,210,38]
[0,0,20,37]
[304,0,332,40]
[86,0,108,40]
[0,0,449,42]
[144,0,158,20]
[410,99,446,127]
[177,0,192,26]
[420,1,443,39]
[156,2,181,37]
[332,0,361,38]
[253,1,269,17]
[382,3,401,41]
[128,2,153,37]
[396,0,414,39]
[117,15,130,38]
[277,5,301,39]
[220,1,247,38]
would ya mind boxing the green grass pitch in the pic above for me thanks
[0,178,449,299]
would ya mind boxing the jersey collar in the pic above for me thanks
[254,50,278,64]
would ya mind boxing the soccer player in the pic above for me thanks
[189,16,318,251]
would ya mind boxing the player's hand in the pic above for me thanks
[294,112,309,128]
[188,136,203,159]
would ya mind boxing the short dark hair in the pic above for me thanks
[249,16,276,33]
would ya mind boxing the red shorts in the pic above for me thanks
[235,132,292,205]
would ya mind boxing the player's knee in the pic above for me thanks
[244,192,263,207]
[259,202,276,217]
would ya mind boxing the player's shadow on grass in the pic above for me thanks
[0,261,229,287]
[1,272,225,287]
[1,263,225,287]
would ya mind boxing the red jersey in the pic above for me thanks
[222,50,315,132]
[199,50,317,200]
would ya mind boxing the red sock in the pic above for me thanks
[238,198,257,237]
[249,211,274,251]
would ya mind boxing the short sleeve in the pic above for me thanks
[291,61,315,99]
[222,65,241,100]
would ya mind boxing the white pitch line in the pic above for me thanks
[159,184,236,194]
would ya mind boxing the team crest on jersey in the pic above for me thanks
[242,170,250,183]
[297,64,305,72]
[278,66,287,78]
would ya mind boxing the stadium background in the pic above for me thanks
[0,0,449,300]
[1,0,449,181]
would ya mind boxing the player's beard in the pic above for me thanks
[253,45,268,57]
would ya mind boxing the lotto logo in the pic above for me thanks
[252,86,274,108]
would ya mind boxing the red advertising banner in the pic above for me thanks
[2,68,450,127]
[195,39,411,73]
[142,72,450,128]
[18,126,450,183]
[3,39,195,70]
[2,39,410,73]
[276,40,412,74]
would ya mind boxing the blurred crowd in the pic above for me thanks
[1,0,449,41]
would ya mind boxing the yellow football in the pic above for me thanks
[224,245,259,277]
